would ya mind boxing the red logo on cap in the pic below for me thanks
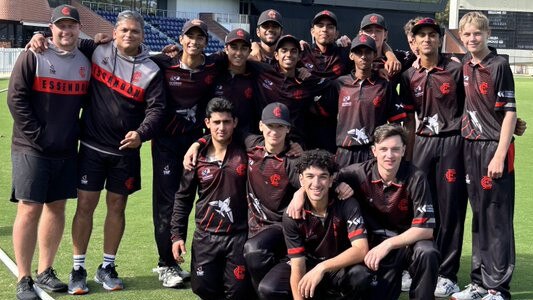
[322,10,330,16]
[62,6,71,16]
[273,106,282,117]
[268,10,277,19]
[440,82,450,95]
[370,15,378,23]
[359,35,368,43]
[237,30,244,37]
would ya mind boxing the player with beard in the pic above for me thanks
[249,9,284,65]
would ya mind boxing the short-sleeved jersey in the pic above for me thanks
[245,135,300,237]
[335,73,406,148]
[151,51,221,136]
[401,55,465,136]
[256,65,332,144]
[171,140,248,242]
[337,159,435,238]
[300,43,352,79]
[283,197,366,261]
[461,53,516,141]
[214,70,260,134]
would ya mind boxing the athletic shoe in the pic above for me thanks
[94,264,124,291]
[34,267,68,292]
[68,267,89,295]
[481,290,504,300]
[434,276,460,298]
[16,276,39,300]
[451,283,488,300]
[401,270,412,292]
[163,266,185,288]
[153,265,191,282]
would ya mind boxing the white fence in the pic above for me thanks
[0,48,24,77]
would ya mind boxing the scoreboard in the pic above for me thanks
[459,10,533,50]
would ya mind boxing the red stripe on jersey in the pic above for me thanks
[32,77,89,95]
[91,63,145,102]
[507,143,515,173]
[348,228,364,239]
[403,104,415,111]
[495,101,505,108]
[287,247,305,255]
[412,217,429,225]
[215,219,223,233]
[388,112,407,122]
[203,213,215,231]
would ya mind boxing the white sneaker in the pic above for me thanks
[434,276,460,297]
[451,283,488,300]
[175,264,191,281]
[153,266,184,288]
[401,270,412,292]
[481,290,504,300]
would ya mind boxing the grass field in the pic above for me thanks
[0,77,532,300]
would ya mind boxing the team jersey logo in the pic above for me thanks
[236,164,246,176]
[204,74,214,85]
[163,165,171,175]
[270,174,281,187]
[196,266,204,277]
[341,95,351,107]
[424,113,440,134]
[101,57,109,65]
[201,168,213,181]
[465,174,471,184]
[125,177,135,191]
[467,110,483,134]
[347,216,364,227]
[445,169,456,183]
[244,87,253,99]
[372,95,383,107]
[333,64,342,75]
[347,127,369,144]
[398,199,409,211]
[414,85,423,97]
[49,64,56,74]
[305,63,314,69]
[233,265,246,281]
[481,176,493,190]
[463,75,469,86]
[209,197,234,223]
[417,204,434,214]
[262,79,273,90]
[80,175,88,185]
[293,89,304,100]
[132,71,142,83]
[79,66,86,78]
[479,82,489,95]
[440,82,450,95]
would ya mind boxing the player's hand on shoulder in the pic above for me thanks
[335,182,353,200]
[183,142,201,171]
[161,44,179,58]
[286,142,304,157]
[336,35,351,47]
[94,33,112,44]
[286,187,306,220]
[26,33,48,53]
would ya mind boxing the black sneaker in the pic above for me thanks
[94,264,124,291]
[35,267,68,293]
[16,276,39,300]
[68,267,89,295]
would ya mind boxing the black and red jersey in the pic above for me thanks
[171,139,248,242]
[78,40,166,156]
[337,159,435,239]
[213,61,264,135]
[151,51,221,136]
[461,53,516,141]
[283,197,366,261]
[8,43,90,159]
[401,55,465,136]
[300,43,352,79]
[256,64,332,144]
[244,135,300,237]
[335,73,406,148]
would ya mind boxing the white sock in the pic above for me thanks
[102,253,116,268]
[73,254,86,271]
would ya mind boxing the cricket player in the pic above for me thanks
[250,9,284,65]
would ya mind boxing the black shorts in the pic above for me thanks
[11,151,77,203]
[78,144,141,195]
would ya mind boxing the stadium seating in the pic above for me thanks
[94,10,225,53]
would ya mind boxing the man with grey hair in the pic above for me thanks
[27,9,166,294]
